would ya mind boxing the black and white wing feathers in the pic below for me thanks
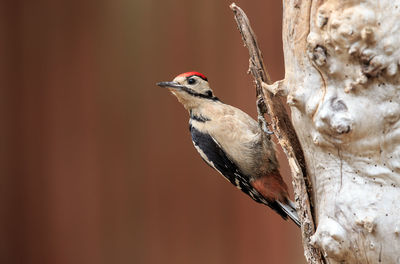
[190,125,288,219]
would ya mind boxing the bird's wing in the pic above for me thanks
[189,124,297,224]
[190,125,267,204]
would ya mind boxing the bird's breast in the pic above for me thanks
[189,102,276,178]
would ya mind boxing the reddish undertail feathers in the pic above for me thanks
[250,170,289,202]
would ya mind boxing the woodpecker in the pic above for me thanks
[157,72,300,226]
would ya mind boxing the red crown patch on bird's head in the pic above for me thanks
[176,72,208,81]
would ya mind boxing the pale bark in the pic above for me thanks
[280,0,400,263]
[233,0,400,263]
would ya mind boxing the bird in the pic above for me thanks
[157,72,300,226]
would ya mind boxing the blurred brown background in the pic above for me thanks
[1,0,306,263]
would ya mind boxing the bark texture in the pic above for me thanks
[279,0,400,263]
[230,4,323,263]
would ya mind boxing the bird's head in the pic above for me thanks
[157,72,218,110]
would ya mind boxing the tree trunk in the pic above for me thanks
[280,0,400,263]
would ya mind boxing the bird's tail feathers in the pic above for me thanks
[276,199,301,227]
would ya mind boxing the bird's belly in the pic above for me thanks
[216,135,258,177]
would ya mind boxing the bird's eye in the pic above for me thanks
[206,90,213,97]
[187,78,197,85]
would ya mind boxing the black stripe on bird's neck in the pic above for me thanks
[189,110,211,123]
[181,87,220,101]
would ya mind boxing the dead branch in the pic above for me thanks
[230,3,324,264]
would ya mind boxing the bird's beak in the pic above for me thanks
[156,81,185,90]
